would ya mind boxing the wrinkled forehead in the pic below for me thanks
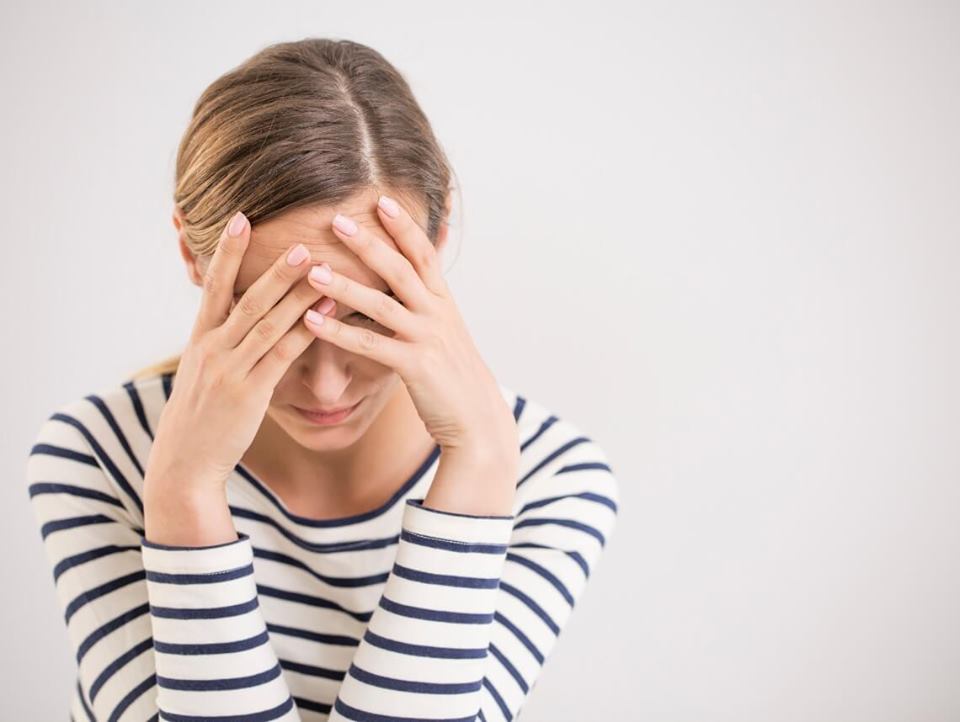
[225,190,421,294]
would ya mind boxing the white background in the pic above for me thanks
[3,1,959,720]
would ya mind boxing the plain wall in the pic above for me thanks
[2,1,959,720]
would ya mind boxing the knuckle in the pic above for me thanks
[188,339,211,367]
[359,328,378,350]
[236,294,262,318]
[186,337,220,377]
[415,247,436,270]
[195,331,219,356]
[271,335,298,362]
[253,316,277,342]
[202,271,219,296]
[375,294,396,318]
[206,368,230,393]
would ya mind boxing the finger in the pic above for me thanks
[192,211,249,339]
[306,262,418,338]
[233,275,325,371]
[219,242,314,349]
[247,300,328,389]
[374,195,449,297]
[302,301,408,372]
[330,212,431,312]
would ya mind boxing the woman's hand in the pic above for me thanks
[303,195,519,461]
[144,211,329,545]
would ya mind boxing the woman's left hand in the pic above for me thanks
[302,194,517,458]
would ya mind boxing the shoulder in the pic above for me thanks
[500,381,617,474]
[26,372,174,517]
[498,381,620,513]
[29,372,172,447]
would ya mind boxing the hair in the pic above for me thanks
[128,37,460,382]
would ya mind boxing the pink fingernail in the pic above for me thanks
[287,244,309,266]
[378,195,400,218]
[305,309,325,325]
[333,213,357,235]
[309,263,332,284]
[228,211,247,237]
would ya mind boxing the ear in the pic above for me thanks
[436,222,449,258]
[173,205,205,288]
[435,188,454,257]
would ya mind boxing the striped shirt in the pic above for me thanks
[26,371,620,721]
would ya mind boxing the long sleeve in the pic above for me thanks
[141,535,299,720]
[27,381,619,720]
[327,433,620,721]
[26,405,302,721]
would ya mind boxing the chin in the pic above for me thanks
[291,427,361,451]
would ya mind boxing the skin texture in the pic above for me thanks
[146,186,520,547]
[170,184,519,536]
[171,187,515,522]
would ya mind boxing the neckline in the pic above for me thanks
[151,370,519,527]
[233,443,442,528]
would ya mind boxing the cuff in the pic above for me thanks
[141,532,253,574]
[403,498,515,546]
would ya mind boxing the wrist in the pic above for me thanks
[442,425,520,470]
[144,476,237,547]
[443,401,519,454]
[431,425,520,518]
[440,440,519,475]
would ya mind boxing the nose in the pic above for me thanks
[296,336,353,400]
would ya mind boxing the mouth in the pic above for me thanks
[291,399,363,426]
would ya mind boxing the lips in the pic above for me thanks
[291,399,363,425]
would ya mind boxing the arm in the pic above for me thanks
[327,425,620,720]
[26,403,302,721]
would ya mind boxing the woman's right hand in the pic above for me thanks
[143,210,333,545]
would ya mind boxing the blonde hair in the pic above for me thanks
[128,353,183,382]
[131,37,459,382]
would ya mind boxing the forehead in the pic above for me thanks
[232,188,419,294]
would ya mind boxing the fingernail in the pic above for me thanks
[305,309,325,325]
[332,213,357,235]
[287,244,309,266]
[378,195,399,218]
[316,297,336,315]
[228,211,247,237]
[309,263,333,284]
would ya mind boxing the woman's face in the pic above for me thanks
[179,188,447,452]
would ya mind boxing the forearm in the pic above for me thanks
[144,475,237,547]
[424,424,520,517]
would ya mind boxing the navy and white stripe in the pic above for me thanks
[27,372,619,720]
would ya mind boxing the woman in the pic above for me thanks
[27,38,620,721]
